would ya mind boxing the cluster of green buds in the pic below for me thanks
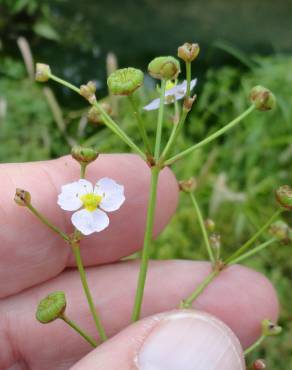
[249,85,276,111]
[36,291,66,323]
[35,63,51,82]
[179,177,197,192]
[177,42,200,62]
[107,67,144,96]
[14,188,31,207]
[148,56,180,80]
[251,359,266,370]
[269,220,292,244]
[87,103,112,125]
[71,146,99,165]
[80,81,97,104]
[275,185,292,210]
[261,319,282,337]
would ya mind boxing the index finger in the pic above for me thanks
[0,154,178,297]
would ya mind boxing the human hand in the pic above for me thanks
[0,155,278,369]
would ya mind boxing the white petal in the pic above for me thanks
[95,177,124,196]
[57,179,93,211]
[57,181,83,211]
[71,209,109,235]
[95,177,125,212]
[165,81,186,97]
[100,192,125,212]
[143,98,161,111]
[76,179,93,195]
[190,78,198,91]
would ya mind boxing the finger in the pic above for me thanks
[0,154,178,297]
[72,310,245,370]
[1,261,278,370]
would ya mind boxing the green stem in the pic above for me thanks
[154,80,167,160]
[186,62,191,98]
[160,108,188,162]
[225,210,282,264]
[49,73,145,160]
[93,101,146,159]
[60,314,98,347]
[49,74,80,94]
[228,238,277,265]
[131,166,160,321]
[181,269,219,308]
[27,203,70,242]
[160,63,192,162]
[189,192,215,264]
[164,105,256,166]
[128,95,152,154]
[244,335,265,356]
[71,243,107,342]
[80,163,87,179]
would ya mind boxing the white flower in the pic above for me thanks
[57,178,125,235]
[143,78,197,111]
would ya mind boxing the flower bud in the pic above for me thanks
[249,85,276,111]
[275,185,292,210]
[269,220,289,241]
[178,42,200,62]
[80,81,97,104]
[36,291,66,323]
[205,218,216,232]
[209,233,221,250]
[107,67,144,95]
[35,63,51,82]
[252,359,266,370]
[179,177,197,192]
[87,103,112,125]
[261,319,282,337]
[14,188,31,206]
[183,95,196,112]
[148,56,180,80]
[71,146,99,164]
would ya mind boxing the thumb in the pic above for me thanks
[71,310,245,370]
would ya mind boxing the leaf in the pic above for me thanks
[33,21,60,41]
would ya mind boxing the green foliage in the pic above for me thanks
[0,53,291,366]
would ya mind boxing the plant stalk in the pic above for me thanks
[60,314,98,347]
[71,243,107,342]
[164,105,256,166]
[131,166,160,321]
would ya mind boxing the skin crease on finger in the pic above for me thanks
[0,260,278,370]
[0,154,178,298]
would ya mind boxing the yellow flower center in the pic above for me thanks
[80,193,102,212]
[165,80,176,91]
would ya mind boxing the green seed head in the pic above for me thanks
[179,177,197,192]
[148,56,181,80]
[71,146,99,164]
[36,291,66,324]
[107,67,144,95]
[249,85,276,111]
[252,359,267,370]
[80,81,97,103]
[204,219,216,232]
[35,63,51,82]
[178,43,200,63]
[261,319,282,337]
[269,220,290,241]
[87,103,112,125]
[14,188,31,206]
[275,185,292,210]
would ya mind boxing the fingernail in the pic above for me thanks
[137,311,245,370]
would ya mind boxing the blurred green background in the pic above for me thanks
[0,0,291,367]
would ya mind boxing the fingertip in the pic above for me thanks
[71,310,245,370]
[201,264,279,348]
